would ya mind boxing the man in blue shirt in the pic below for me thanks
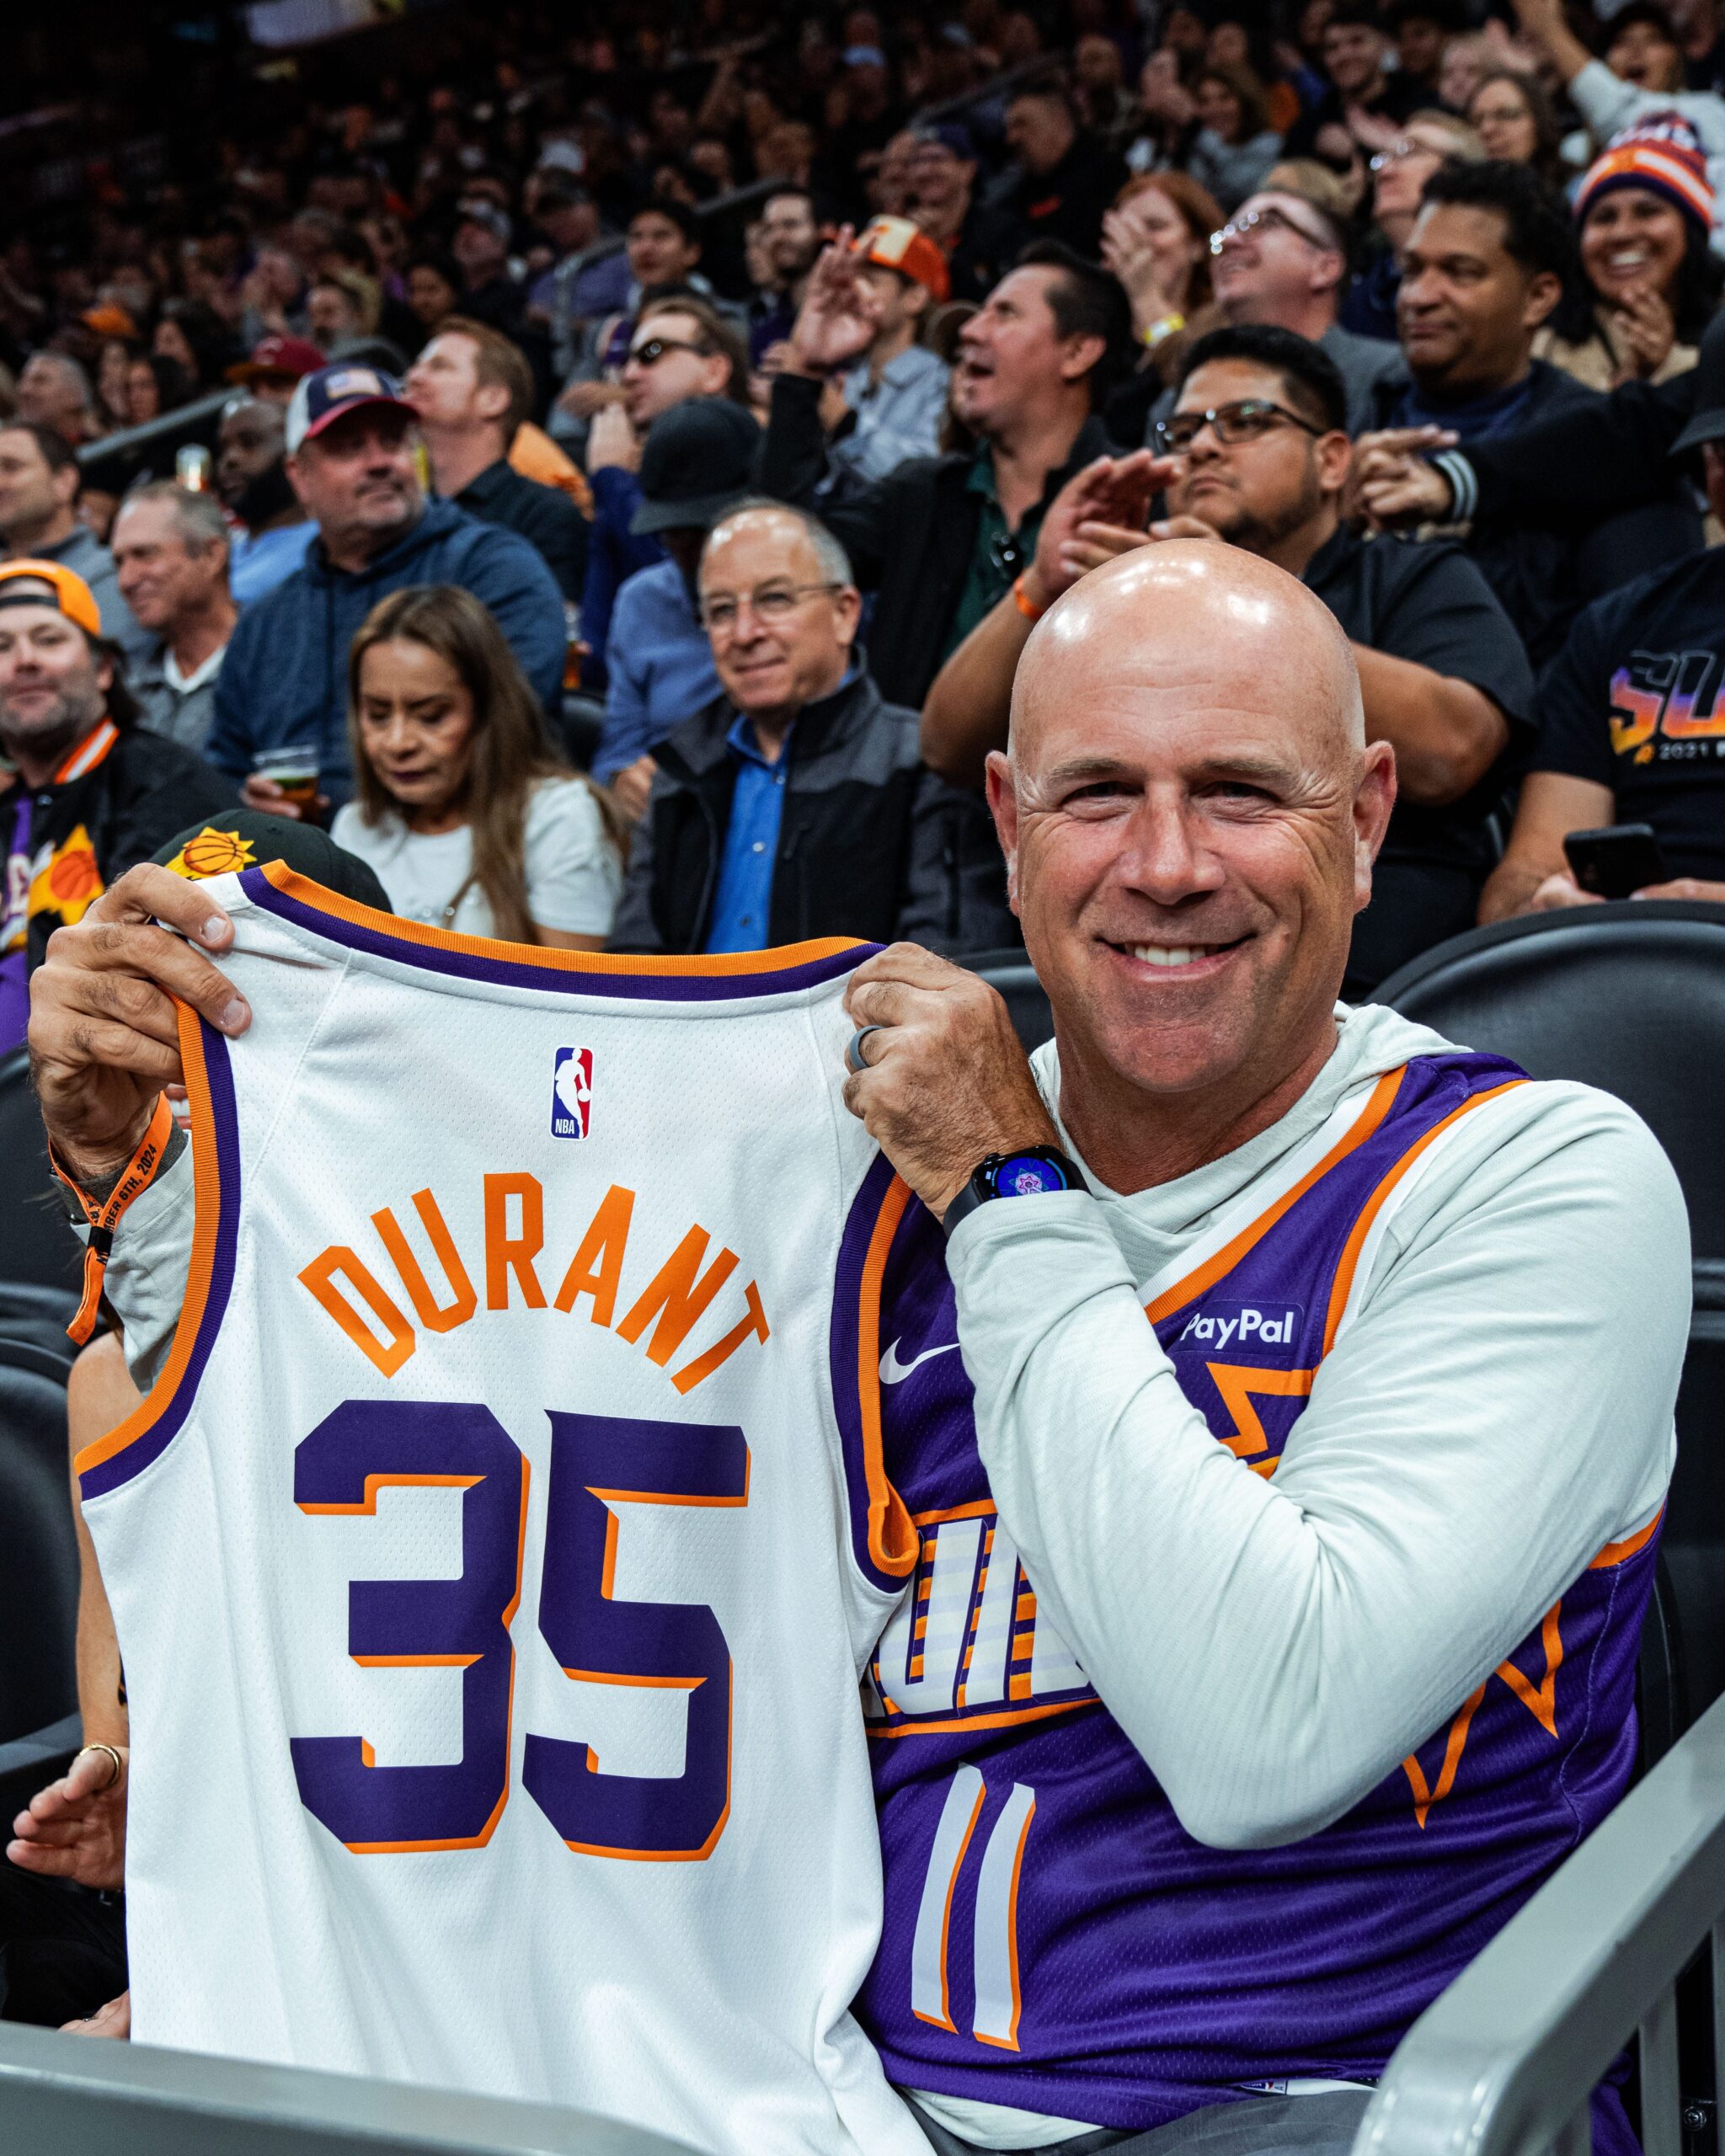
[608,500,1013,955]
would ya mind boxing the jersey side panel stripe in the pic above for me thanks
[830,1151,919,1590]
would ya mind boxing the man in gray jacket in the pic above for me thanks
[610,500,1012,956]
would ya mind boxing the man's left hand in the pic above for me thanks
[841,944,1060,1219]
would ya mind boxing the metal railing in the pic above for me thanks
[0,2018,700,2154]
[75,387,230,478]
[1354,1685,1725,2156]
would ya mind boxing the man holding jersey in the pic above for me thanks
[27,542,1685,2155]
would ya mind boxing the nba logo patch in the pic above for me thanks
[551,1048,593,1139]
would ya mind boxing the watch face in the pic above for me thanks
[995,1152,1070,1198]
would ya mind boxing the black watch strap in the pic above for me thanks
[942,1146,1085,1239]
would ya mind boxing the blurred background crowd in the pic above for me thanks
[5,0,1725,1033]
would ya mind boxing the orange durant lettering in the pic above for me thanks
[371,1187,478,1333]
[554,1184,636,1324]
[617,1225,739,1366]
[672,1280,771,1395]
[300,1248,416,1375]
[484,1173,547,1310]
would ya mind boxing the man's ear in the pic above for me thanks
[1308,246,1346,302]
[473,380,512,428]
[54,463,81,512]
[1316,428,1354,497]
[1351,738,1398,915]
[1522,269,1562,334]
[285,451,312,509]
[1059,332,1108,386]
[985,750,1023,917]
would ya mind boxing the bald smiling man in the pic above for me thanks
[25,546,1691,2155]
[838,544,1687,2156]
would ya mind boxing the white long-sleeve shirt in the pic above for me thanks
[951,1002,1685,1851]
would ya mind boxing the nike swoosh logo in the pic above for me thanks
[879,1339,961,1385]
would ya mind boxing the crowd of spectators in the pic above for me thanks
[8,0,1725,1054]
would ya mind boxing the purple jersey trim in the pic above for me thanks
[78,1023,241,1501]
[241,866,875,1001]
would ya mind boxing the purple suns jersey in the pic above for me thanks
[835,1050,1661,2137]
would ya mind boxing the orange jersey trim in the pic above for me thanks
[75,1007,224,1481]
[1322,1080,1526,1356]
[259,860,860,979]
[856,1176,919,1579]
[1590,1511,1663,1570]
[1145,1067,1407,1326]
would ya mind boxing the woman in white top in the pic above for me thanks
[332,584,623,948]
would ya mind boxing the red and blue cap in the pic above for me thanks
[285,362,415,454]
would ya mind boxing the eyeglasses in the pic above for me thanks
[1209,204,1332,257]
[1370,138,1444,172]
[626,335,709,368]
[1152,398,1326,456]
[698,581,843,632]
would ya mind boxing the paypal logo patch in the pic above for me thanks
[1176,1300,1302,1352]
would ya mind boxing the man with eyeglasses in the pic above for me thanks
[1206,188,1407,433]
[609,499,1011,956]
[921,324,1532,990]
[579,294,754,699]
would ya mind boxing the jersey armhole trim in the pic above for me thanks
[75,1006,240,1502]
[250,862,873,1000]
[830,1153,919,1591]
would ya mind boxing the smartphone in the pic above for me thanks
[1562,823,1668,900]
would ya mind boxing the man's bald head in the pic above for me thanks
[1010,542,1365,775]
[983,541,1395,1162]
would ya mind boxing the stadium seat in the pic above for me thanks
[0,1048,82,1300]
[968,949,1055,1053]
[0,1284,79,1748]
[1378,899,1725,1729]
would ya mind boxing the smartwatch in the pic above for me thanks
[942,1146,1085,1239]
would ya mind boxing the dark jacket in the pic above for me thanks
[1366,360,1701,669]
[205,497,567,808]
[453,457,589,600]
[1007,136,1124,259]
[15,718,237,975]
[1457,366,1696,529]
[609,670,1016,957]
[759,376,1114,710]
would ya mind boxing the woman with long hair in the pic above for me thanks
[1536,124,1722,390]
[332,585,623,947]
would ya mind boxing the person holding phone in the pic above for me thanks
[1480,390,1725,920]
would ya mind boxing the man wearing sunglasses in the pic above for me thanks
[579,294,754,705]
[1206,189,1407,434]
[921,323,1531,991]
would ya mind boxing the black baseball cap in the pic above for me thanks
[631,398,761,536]
[152,809,393,914]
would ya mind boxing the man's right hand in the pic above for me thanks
[788,230,880,378]
[1353,428,1459,528]
[1024,451,1169,610]
[8,1744,128,1892]
[28,862,249,1186]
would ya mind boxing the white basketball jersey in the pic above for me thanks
[77,864,929,2156]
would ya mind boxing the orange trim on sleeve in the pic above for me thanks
[857,1176,919,1579]
[260,861,861,977]
[1145,1067,1407,1326]
[75,1010,224,1477]
[1590,1511,1663,1570]
[1322,1081,1526,1357]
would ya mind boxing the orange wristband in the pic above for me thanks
[1012,574,1047,622]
